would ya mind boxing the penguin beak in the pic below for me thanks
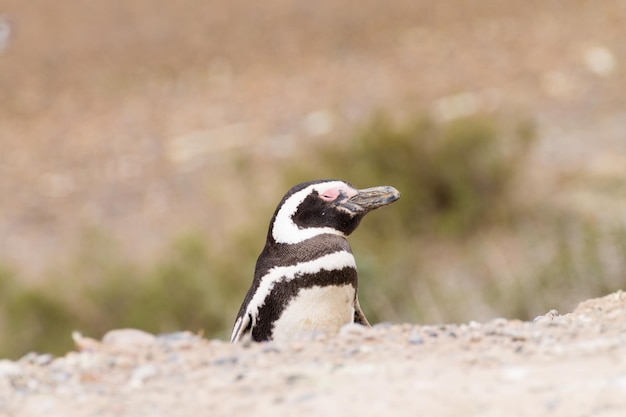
[341,185,400,214]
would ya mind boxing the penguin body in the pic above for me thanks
[231,179,400,343]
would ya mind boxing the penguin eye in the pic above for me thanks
[319,186,356,203]
[319,188,341,202]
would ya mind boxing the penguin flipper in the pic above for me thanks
[230,313,253,343]
[353,297,371,327]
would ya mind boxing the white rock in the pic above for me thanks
[501,366,530,381]
[583,45,617,77]
[128,364,159,388]
[339,323,370,337]
[0,359,22,377]
[102,328,156,347]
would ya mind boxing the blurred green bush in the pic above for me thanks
[0,232,253,358]
[0,112,624,359]
[289,113,535,236]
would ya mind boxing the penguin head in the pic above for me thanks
[268,179,400,245]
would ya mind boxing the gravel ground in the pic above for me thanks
[1,291,625,417]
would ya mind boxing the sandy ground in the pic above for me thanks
[1,291,625,417]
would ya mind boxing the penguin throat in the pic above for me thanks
[272,218,346,244]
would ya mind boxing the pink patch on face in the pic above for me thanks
[318,186,357,202]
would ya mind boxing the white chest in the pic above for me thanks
[271,284,356,342]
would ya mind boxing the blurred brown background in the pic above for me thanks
[1,0,625,357]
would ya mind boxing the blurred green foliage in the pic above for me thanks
[0,112,624,359]
[0,232,252,358]
[289,113,535,236]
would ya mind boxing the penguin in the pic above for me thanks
[230,179,400,343]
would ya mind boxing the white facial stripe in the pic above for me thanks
[245,250,356,329]
[272,181,352,244]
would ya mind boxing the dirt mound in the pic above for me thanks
[1,291,625,417]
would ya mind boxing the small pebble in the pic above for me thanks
[482,326,496,336]
[534,309,560,324]
[212,356,238,366]
[468,321,482,330]
[356,345,373,354]
[262,345,281,354]
[373,322,394,330]
[33,354,54,366]
[285,374,306,385]
[339,323,369,337]
[157,331,197,342]
[50,370,72,383]
[422,326,439,337]
[501,366,529,381]
[128,364,158,388]
[408,331,424,345]
[19,352,39,364]
[468,331,483,342]
[0,360,22,377]
[501,329,527,341]
[103,329,156,347]
[72,332,101,352]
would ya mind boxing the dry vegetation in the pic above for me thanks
[1,0,625,359]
